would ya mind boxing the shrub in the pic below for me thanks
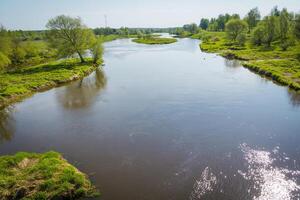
[225,19,248,42]
[0,52,11,70]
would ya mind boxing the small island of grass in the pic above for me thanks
[132,37,177,45]
[0,151,99,200]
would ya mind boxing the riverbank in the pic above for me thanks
[0,151,99,199]
[132,37,177,45]
[195,31,300,90]
[0,58,98,109]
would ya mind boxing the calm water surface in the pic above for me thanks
[1,36,300,200]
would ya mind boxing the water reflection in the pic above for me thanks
[56,68,107,109]
[0,107,15,142]
[287,90,300,107]
[224,59,241,68]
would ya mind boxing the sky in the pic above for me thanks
[0,0,300,30]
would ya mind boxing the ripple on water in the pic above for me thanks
[190,167,217,200]
[239,143,300,200]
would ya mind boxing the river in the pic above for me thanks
[1,36,300,200]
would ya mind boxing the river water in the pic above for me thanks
[1,36,300,200]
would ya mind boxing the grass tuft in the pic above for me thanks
[0,151,100,200]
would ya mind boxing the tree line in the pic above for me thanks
[177,6,300,49]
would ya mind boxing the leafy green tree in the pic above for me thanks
[279,8,292,50]
[262,16,278,47]
[271,6,281,17]
[183,23,198,34]
[46,15,96,63]
[10,34,26,65]
[295,14,300,40]
[251,25,264,46]
[236,33,247,46]
[0,26,12,56]
[245,7,261,32]
[0,52,11,70]
[90,37,103,64]
[190,23,199,34]
[225,19,248,42]
[217,14,226,31]
[199,19,209,30]
[0,28,12,70]
[231,14,240,20]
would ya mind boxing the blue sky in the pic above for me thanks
[1,0,300,30]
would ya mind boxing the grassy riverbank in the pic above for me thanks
[196,31,300,90]
[0,58,97,108]
[0,151,99,199]
[132,37,177,45]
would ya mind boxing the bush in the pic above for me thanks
[251,26,264,46]
[90,39,103,64]
[225,19,248,42]
[0,52,11,70]
[236,33,247,46]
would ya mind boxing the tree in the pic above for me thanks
[231,14,240,20]
[0,26,11,52]
[46,15,96,63]
[271,6,281,17]
[217,14,226,31]
[0,26,12,69]
[262,16,278,47]
[0,52,11,70]
[225,19,248,42]
[279,8,292,50]
[90,37,103,64]
[251,25,264,46]
[245,7,261,32]
[183,23,198,34]
[199,18,209,30]
[190,23,199,34]
[295,14,300,40]
[10,33,26,65]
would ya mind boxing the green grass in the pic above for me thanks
[0,58,97,108]
[244,59,300,90]
[0,151,99,200]
[196,30,300,90]
[132,37,177,45]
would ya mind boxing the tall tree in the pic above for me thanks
[294,14,300,40]
[271,6,281,17]
[225,19,248,42]
[279,8,292,50]
[199,19,209,30]
[46,15,96,63]
[251,25,264,46]
[262,16,278,47]
[245,7,261,32]
[217,14,226,31]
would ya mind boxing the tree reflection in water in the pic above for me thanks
[287,90,300,107]
[224,59,241,68]
[0,106,15,142]
[56,68,107,109]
